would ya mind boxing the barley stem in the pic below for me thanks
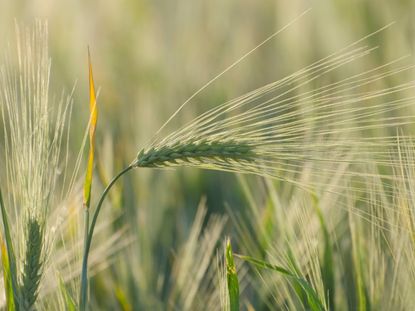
[79,208,89,311]
[79,164,134,311]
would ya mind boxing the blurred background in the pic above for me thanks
[1,0,415,310]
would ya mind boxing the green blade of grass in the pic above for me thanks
[59,278,77,311]
[226,239,239,311]
[236,254,326,311]
[0,187,18,311]
[311,195,335,311]
[349,213,370,311]
[115,285,132,311]
[285,246,311,308]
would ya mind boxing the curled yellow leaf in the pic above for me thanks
[83,49,98,208]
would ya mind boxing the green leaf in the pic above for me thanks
[311,195,335,310]
[349,214,370,311]
[59,278,77,311]
[237,254,326,311]
[0,187,18,311]
[226,239,239,311]
[115,285,132,311]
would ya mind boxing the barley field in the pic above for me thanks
[0,1,415,310]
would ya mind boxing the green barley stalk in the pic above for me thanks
[79,23,415,309]
[0,21,76,310]
[0,20,131,310]
[0,20,57,310]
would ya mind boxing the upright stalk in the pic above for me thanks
[79,164,134,311]
[79,208,89,311]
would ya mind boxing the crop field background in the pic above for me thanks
[0,0,415,310]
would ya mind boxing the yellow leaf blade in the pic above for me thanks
[83,49,98,208]
[0,236,15,311]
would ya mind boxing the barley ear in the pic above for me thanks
[135,139,255,168]
[18,218,44,310]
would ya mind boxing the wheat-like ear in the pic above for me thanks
[129,34,415,235]
[18,218,44,310]
[136,139,255,168]
[0,20,74,309]
[135,38,415,196]
[82,26,415,310]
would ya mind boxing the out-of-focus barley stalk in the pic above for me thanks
[0,20,131,310]
[0,20,64,310]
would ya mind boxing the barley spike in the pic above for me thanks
[135,139,255,168]
[18,218,44,311]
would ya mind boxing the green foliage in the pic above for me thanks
[238,254,326,311]
[312,196,335,311]
[225,239,239,311]
[59,279,77,311]
[0,188,18,311]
